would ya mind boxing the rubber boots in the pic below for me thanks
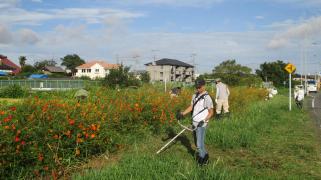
[197,153,209,166]
[215,113,221,120]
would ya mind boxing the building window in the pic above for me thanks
[82,69,85,73]
[95,69,99,73]
[87,69,91,73]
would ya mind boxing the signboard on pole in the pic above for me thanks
[285,63,296,74]
[285,63,296,111]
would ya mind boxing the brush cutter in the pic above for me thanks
[156,111,204,154]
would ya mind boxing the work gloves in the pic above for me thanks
[176,110,184,121]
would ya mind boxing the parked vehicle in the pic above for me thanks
[307,80,318,93]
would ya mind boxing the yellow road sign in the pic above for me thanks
[285,63,296,74]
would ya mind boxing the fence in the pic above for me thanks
[0,80,101,90]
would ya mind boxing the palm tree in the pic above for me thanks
[19,56,27,67]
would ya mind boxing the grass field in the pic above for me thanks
[73,95,321,180]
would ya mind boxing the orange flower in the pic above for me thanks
[0,111,5,115]
[90,124,97,131]
[38,153,44,161]
[76,138,84,143]
[90,134,95,139]
[4,126,10,129]
[42,104,48,112]
[69,119,75,126]
[10,106,16,111]
[14,136,20,142]
[53,134,59,139]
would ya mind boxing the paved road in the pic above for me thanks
[306,92,321,133]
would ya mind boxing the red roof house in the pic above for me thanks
[0,55,21,75]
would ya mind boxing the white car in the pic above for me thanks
[307,81,318,93]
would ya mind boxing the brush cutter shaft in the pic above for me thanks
[156,120,204,154]
[156,129,186,154]
[178,121,197,131]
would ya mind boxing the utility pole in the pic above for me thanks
[132,54,140,71]
[304,33,308,93]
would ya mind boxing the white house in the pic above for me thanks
[75,61,119,79]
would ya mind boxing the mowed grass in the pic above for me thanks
[73,95,321,180]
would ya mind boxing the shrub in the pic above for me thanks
[0,84,27,98]
[103,65,140,88]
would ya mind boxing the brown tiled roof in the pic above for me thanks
[43,66,65,73]
[76,61,119,69]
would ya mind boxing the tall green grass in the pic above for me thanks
[74,95,321,180]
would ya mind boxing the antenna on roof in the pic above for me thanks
[152,49,160,61]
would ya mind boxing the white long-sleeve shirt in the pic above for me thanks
[216,82,230,100]
[294,89,304,101]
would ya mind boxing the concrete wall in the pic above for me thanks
[146,65,194,82]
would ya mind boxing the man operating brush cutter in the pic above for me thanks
[178,79,214,165]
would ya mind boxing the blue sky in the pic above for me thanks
[0,0,321,74]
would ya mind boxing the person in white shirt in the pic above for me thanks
[214,78,230,119]
[294,87,304,109]
[178,79,214,166]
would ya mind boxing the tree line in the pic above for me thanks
[199,59,293,87]
[17,54,293,87]
[18,54,85,76]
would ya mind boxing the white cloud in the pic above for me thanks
[0,7,144,26]
[267,38,288,49]
[18,28,40,44]
[255,16,264,20]
[0,24,13,44]
[108,0,224,7]
[268,16,321,49]
[271,0,321,6]
[0,0,18,9]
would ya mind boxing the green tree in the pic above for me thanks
[21,65,37,73]
[212,60,252,85]
[34,60,57,70]
[103,65,139,88]
[19,56,27,67]
[255,60,288,87]
[140,71,150,83]
[61,54,85,74]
